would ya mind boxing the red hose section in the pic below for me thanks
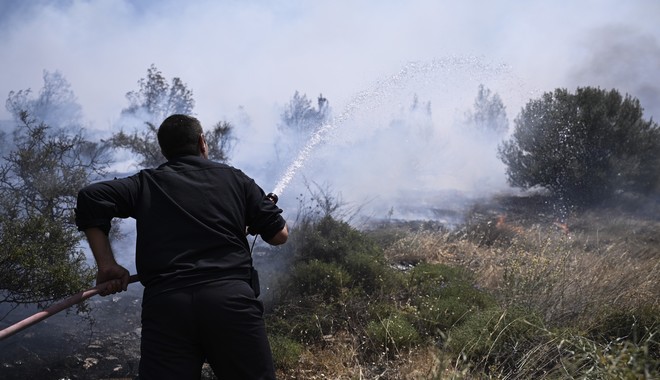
[0,274,139,341]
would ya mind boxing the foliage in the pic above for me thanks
[447,306,548,375]
[107,122,162,168]
[555,328,660,379]
[266,186,659,378]
[108,64,235,168]
[464,84,509,138]
[268,188,495,371]
[365,312,421,356]
[1,74,107,312]
[499,87,660,205]
[407,263,496,335]
[588,305,660,348]
[289,259,351,300]
[296,215,381,264]
[0,214,93,308]
[274,92,330,171]
[122,64,194,125]
[5,70,82,128]
[446,305,660,379]
[279,91,329,137]
[269,334,304,370]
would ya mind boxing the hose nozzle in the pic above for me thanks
[266,192,278,204]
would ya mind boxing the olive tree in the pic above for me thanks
[1,72,111,313]
[498,87,660,204]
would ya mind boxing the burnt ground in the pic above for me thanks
[0,288,145,380]
[0,249,289,380]
[0,288,221,379]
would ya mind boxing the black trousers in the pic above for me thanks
[138,280,276,379]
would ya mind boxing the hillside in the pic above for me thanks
[0,192,658,379]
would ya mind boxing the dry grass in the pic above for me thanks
[385,203,660,330]
[277,195,660,378]
[276,334,445,380]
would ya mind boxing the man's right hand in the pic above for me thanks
[96,264,130,296]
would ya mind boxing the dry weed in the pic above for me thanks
[382,209,659,330]
[277,334,447,379]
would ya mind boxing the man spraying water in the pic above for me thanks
[75,114,288,379]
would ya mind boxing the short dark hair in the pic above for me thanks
[157,114,203,160]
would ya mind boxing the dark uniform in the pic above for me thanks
[76,155,285,379]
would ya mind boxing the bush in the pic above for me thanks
[290,259,351,300]
[297,215,382,264]
[406,263,496,335]
[588,305,660,348]
[550,328,660,379]
[267,301,343,343]
[269,334,304,370]
[365,312,422,357]
[499,87,660,205]
[343,252,403,295]
[446,306,546,374]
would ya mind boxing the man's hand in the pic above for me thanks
[96,263,130,296]
[84,227,131,296]
[266,193,278,204]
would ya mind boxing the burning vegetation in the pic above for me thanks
[259,190,659,379]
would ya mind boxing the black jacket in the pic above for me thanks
[75,155,285,299]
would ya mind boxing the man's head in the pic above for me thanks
[158,114,208,160]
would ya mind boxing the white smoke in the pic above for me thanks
[264,58,525,224]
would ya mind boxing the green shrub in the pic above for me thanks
[549,329,660,379]
[589,305,660,346]
[290,259,351,300]
[268,301,343,343]
[365,311,421,356]
[446,307,660,379]
[297,215,382,264]
[446,306,546,373]
[269,334,304,370]
[414,288,495,334]
[407,263,472,295]
[343,252,404,295]
[406,263,495,334]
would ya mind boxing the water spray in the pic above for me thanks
[0,274,140,341]
[270,57,511,197]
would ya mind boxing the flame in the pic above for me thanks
[495,214,525,234]
[553,221,570,234]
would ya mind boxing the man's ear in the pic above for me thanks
[198,134,208,157]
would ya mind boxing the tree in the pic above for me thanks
[498,87,660,205]
[280,91,329,137]
[122,64,194,125]
[275,92,330,167]
[6,70,82,128]
[465,84,509,138]
[108,64,234,167]
[1,73,111,313]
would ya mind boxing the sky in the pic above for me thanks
[1,0,659,222]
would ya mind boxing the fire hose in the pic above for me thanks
[0,274,140,341]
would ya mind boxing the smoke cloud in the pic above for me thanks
[0,0,658,263]
[568,26,660,121]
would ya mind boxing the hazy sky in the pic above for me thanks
[1,0,659,217]
[2,0,658,123]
